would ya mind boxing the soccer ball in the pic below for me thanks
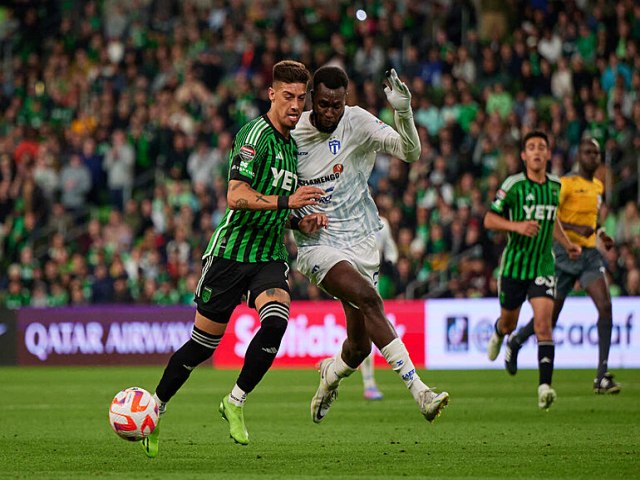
[109,387,159,441]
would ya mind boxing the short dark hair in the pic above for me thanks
[273,60,311,86]
[313,65,349,91]
[521,130,549,150]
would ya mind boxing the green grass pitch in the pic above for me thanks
[0,367,638,479]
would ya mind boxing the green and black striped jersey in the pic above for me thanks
[203,115,298,263]
[490,172,561,279]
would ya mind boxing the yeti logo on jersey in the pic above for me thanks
[333,164,343,174]
[328,139,341,155]
[524,205,557,221]
[271,167,297,191]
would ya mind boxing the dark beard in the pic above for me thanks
[311,111,338,134]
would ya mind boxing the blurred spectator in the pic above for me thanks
[104,129,134,211]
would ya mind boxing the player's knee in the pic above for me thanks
[355,284,383,312]
[597,301,612,321]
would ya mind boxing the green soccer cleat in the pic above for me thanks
[219,396,249,445]
[140,421,160,458]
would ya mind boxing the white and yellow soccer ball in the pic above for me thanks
[108,387,158,441]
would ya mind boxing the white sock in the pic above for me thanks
[380,338,428,402]
[153,393,167,417]
[325,352,356,389]
[228,384,247,407]
[360,354,377,389]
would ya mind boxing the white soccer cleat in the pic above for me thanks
[537,383,557,410]
[418,389,449,423]
[487,331,504,361]
[311,358,338,423]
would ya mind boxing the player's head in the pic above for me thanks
[520,130,550,174]
[577,137,601,176]
[311,65,349,133]
[268,60,311,135]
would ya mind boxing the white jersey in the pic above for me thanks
[292,106,405,249]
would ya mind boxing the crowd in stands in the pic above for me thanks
[1,0,640,309]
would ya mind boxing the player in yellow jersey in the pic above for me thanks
[504,138,621,394]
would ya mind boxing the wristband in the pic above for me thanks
[277,195,289,210]
[289,216,300,230]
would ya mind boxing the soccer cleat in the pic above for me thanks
[593,372,621,394]
[311,357,339,423]
[537,383,557,410]
[219,396,249,445]
[364,386,384,401]
[418,389,449,422]
[487,331,504,361]
[504,334,521,375]
[140,421,160,458]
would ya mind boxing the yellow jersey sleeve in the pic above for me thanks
[558,174,603,247]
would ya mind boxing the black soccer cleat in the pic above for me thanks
[504,334,520,376]
[593,372,621,394]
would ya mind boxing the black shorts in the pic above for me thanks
[195,256,290,323]
[498,275,556,310]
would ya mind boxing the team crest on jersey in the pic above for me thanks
[239,145,256,162]
[328,139,341,155]
[333,164,343,174]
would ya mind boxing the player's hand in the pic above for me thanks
[598,230,614,250]
[514,220,540,237]
[288,186,325,209]
[299,213,328,234]
[383,68,411,114]
[566,243,582,260]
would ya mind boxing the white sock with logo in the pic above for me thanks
[229,384,247,407]
[325,351,356,389]
[381,338,427,402]
[360,354,377,390]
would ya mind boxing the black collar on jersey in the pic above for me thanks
[263,114,293,143]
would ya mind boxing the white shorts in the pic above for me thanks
[296,234,380,287]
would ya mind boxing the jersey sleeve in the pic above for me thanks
[353,107,403,156]
[559,176,569,206]
[228,132,268,184]
[490,179,513,215]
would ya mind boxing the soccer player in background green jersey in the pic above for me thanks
[483,130,581,410]
[141,60,328,454]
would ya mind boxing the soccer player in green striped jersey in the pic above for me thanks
[484,131,581,410]
[142,61,327,454]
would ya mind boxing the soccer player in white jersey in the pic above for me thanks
[291,66,449,423]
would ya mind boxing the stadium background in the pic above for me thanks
[0,0,639,365]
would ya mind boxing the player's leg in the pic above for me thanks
[530,278,557,409]
[581,250,620,393]
[311,301,370,422]
[220,261,291,445]
[488,276,524,361]
[143,257,237,457]
[361,353,383,400]
[321,260,448,422]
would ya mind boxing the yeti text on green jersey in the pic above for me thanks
[203,115,298,263]
[491,172,561,279]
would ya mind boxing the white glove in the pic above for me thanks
[383,68,412,114]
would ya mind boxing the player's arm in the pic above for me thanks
[483,211,540,237]
[553,218,582,260]
[286,213,328,234]
[227,180,324,211]
[378,69,421,163]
